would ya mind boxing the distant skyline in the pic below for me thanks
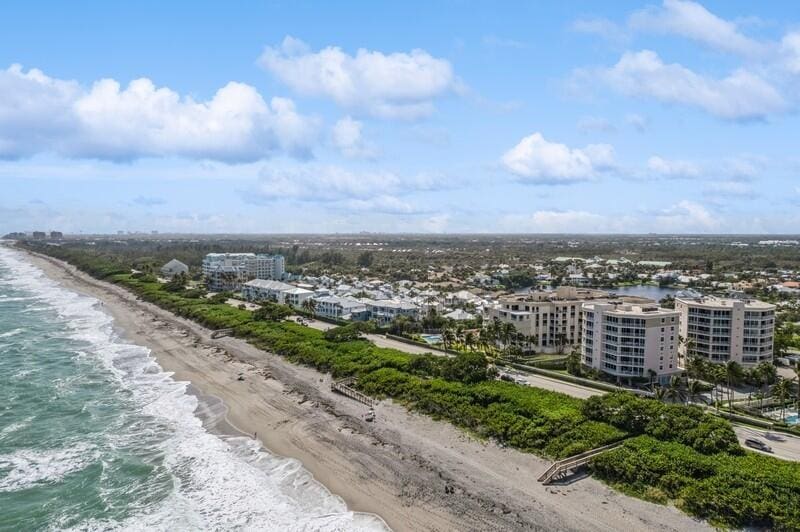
[3,0,800,234]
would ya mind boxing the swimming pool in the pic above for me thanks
[786,413,799,425]
[420,334,442,345]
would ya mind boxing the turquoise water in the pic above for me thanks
[0,246,386,531]
[420,334,442,345]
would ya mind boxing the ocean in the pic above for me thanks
[0,246,386,531]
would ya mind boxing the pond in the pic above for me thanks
[607,284,680,301]
[515,284,681,302]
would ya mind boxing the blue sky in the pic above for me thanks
[2,0,800,234]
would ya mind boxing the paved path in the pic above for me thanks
[515,372,602,400]
[733,425,800,461]
[294,316,445,356]
[296,316,800,462]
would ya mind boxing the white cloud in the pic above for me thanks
[330,116,376,159]
[500,200,720,233]
[501,210,621,233]
[0,64,320,161]
[625,113,649,132]
[248,164,454,205]
[597,50,785,120]
[340,195,425,214]
[722,156,763,180]
[653,200,720,231]
[781,32,800,74]
[571,17,629,44]
[258,36,459,119]
[647,155,701,178]
[501,133,615,183]
[577,116,615,133]
[703,180,754,197]
[0,65,81,158]
[629,0,767,57]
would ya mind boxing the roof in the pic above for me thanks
[674,295,775,310]
[314,295,367,310]
[161,259,188,270]
[244,279,294,291]
[444,309,475,320]
[365,299,419,311]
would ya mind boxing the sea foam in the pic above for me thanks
[0,247,389,531]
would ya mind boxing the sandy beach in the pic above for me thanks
[24,249,712,532]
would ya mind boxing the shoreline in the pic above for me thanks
[20,246,713,532]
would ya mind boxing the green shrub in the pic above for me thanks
[583,392,740,455]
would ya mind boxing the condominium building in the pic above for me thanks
[490,286,644,353]
[202,253,285,291]
[241,279,313,308]
[675,295,775,366]
[581,302,680,382]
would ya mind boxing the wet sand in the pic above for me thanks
[25,248,712,532]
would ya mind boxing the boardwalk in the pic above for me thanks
[331,377,375,406]
[538,442,623,484]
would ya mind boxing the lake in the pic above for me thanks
[606,284,679,301]
[515,284,679,302]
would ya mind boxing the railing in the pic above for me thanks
[331,377,375,406]
[537,441,624,484]
[210,328,234,338]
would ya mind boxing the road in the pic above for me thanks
[294,316,445,356]
[296,315,800,462]
[733,425,800,461]
[516,372,603,400]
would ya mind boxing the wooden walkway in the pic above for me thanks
[210,328,233,339]
[538,441,623,484]
[331,377,375,406]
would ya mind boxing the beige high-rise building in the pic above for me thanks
[490,286,652,353]
[675,295,775,367]
[582,302,680,382]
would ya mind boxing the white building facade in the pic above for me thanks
[490,287,615,353]
[202,253,285,291]
[582,303,680,382]
[364,300,420,325]
[675,295,775,366]
[241,279,312,308]
[314,295,369,321]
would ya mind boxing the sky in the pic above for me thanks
[2,0,800,235]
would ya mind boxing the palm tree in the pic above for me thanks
[753,390,765,412]
[712,366,726,411]
[667,375,683,403]
[686,379,702,404]
[502,322,516,357]
[773,378,794,422]
[725,360,744,413]
[442,326,455,352]
[302,298,317,316]
[653,385,667,402]
[647,369,658,390]
[684,355,705,381]
[464,331,475,352]
[794,362,800,413]
[529,334,539,355]
[679,334,696,366]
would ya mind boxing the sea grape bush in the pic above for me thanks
[28,244,800,530]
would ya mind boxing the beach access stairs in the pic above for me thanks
[331,377,375,407]
[210,328,234,339]
[537,441,623,484]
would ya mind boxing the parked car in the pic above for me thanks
[744,438,772,453]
